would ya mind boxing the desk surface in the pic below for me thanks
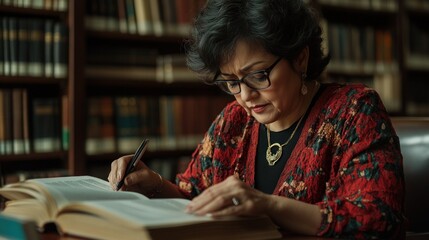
[40,232,429,240]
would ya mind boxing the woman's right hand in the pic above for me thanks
[108,155,160,194]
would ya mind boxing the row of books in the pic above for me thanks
[86,95,232,155]
[408,21,429,59]
[0,17,67,78]
[1,168,68,186]
[0,0,67,11]
[0,89,63,155]
[327,72,401,113]
[318,0,397,11]
[85,0,205,36]
[406,0,429,9]
[322,20,398,74]
[86,51,197,83]
[147,156,191,181]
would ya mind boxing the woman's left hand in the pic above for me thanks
[185,175,273,217]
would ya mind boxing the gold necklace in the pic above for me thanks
[265,114,305,166]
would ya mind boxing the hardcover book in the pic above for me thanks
[0,175,281,240]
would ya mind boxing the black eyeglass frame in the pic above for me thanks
[212,57,283,95]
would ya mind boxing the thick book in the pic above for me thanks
[0,176,281,240]
[0,214,40,240]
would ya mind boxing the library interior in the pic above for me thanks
[0,0,429,239]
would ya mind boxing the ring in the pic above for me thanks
[232,197,240,206]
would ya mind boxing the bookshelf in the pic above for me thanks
[0,1,69,184]
[313,0,429,116]
[0,0,428,184]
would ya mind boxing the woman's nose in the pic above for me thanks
[238,83,256,101]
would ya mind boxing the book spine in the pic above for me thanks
[44,19,54,78]
[86,97,115,154]
[53,22,67,78]
[160,0,177,35]
[117,0,128,33]
[115,96,141,153]
[17,18,28,76]
[22,89,30,153]
[0,90,5,155]
[3,90,13,154]
[134,0,153,35]
[12,89,25,154]
[61,94,69,150]
[8,17,18,76]
[57,0,68,11]
[174,0,192,36]
[2,17,11,76]
[32,98,61,153]
[86,0,105,31]
[86,97,101,154]
[31,0,44,9]
[148,0,163,36]
[106,0,120,32]
[99,96,116,153]
[0,18,3,76]
[125,0,137,34]
[28,19,44,77]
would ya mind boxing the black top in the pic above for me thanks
[254,84,324,194]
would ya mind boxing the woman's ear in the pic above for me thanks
[293,46,309,72]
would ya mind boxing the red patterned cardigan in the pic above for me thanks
[176,83,405,238]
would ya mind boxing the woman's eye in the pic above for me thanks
[248,72,266,80]
[227,81,239,87]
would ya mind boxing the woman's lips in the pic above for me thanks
[251,104,268,114]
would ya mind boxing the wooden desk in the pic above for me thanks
[40,232,429,240]
[40,233,326,240]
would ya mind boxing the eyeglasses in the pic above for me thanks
[212,57,282,95]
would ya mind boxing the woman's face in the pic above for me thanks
[218,40,308,130]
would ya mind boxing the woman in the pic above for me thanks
[108,0,405,238]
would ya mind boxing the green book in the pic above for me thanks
[0,214,40,240]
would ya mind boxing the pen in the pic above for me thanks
[116,139,150,191]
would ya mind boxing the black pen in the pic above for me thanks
[116,139,150,191]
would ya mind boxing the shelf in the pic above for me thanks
[318,1,397,18]
[86,30,186,44]
[406,1,429,15]
[86,78,223,96]
[86,149,194,163]
[0,76,66,86]
[0,151,66,163]
[318,0,397,12]
[406,55,429,72]
[0,5,67,19]
[327,61,399,76]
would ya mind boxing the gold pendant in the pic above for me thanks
[266,143,282,166]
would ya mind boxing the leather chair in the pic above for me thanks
[393,118,429,233]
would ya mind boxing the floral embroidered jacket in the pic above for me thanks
[176,83,405,238]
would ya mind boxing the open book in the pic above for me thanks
[0,175,281,240]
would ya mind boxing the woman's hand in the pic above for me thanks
[107,155,160,195]
[185,175,273,217]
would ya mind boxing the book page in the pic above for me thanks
[2,199,50,227]
[0,184,45,201]
[56,198,282,240]
[29,176,148,214]
[58,198,214,229]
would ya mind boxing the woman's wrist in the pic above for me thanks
[147,171,163,198]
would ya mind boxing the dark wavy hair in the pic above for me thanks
[186,0,330,83]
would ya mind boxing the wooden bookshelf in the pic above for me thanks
[0,1,71,183]
[1,0,428,183]
[313,0,429,116]
[76,0,228,177]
